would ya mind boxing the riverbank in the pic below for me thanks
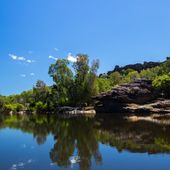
[1,79,169,118]
[125,99,170,114]
[126,113,170,125]
[93,79,170,115]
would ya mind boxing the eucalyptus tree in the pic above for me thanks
[48,59,74,105]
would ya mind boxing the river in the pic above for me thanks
[0,114,170,170]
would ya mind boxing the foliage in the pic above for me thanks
[140,66,163,80]
[152,73,170,97]
[4,103,24,112]
[0,56,170,113]
[49,59,74,105]
[96,78,112,93]
[122,71,140,83]
[34,101,47,113]
[72,55,99,105]
[109,71,122,86]
[48,54,99,106]
[162,58,170,73]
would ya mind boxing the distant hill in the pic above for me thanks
[104,57,170,76]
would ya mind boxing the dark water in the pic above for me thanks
[0,114,170,170]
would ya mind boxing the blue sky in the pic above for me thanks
[1,0,170,95]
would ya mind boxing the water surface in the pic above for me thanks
[0,114,170,170]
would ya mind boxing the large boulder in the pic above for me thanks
[57,106,96,117]
[93,79,157,113]
[125,99,170,114]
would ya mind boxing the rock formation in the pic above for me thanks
[108,61,161,75]
[93,78,170,114]
[99,57,169,77]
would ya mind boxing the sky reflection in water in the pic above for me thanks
[0,114,170,170]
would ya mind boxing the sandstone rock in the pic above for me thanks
[57,106,96,117]
[106,60,163,75]
[93,79,158,113]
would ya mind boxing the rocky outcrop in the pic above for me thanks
[93,79,158,113]
[106,58,170,76]
[125,99,170,114]
[99,57,170,77]
[108,61,161,75]
[57,106,96,118]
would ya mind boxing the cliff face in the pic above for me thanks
[102,57,169,76]
[108,61,161,75]
[93,79,157,113]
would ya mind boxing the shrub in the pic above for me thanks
[4,103,24,112]
[34,101,47,113]
[152,73,170,97]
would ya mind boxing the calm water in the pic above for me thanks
[0,114,170,170]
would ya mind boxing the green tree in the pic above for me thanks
[96,78,112,93]
[73,54,99,105]
[48,59,74,105]
[161,58,170,73]
[123,71,140,83]
[33,80,50,103]
[34,101,47,113]
[4,103,24,112]
[140,66,162,80]
[122,68,135,76]
[152,73,170,97]
[0,96,5,112]
[109,71,122,86]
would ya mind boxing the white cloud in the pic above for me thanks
[48,55,58,61]
[27,159,33,164]
[20,73,35,78]
[26,59,33,63]
[67,53,77,62]
[27,59,35,63]
[9,54,18,60]
[18,56,26,61]
[30,73,35,76]
[9,53,35,64]
[54,48,59,52]
[20,74,26,78]
[18,162,25,167]
[26,60,31,63]
[9,54,26,61]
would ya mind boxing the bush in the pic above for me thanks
[96,78,112,93]
[152,73,170,97]
[34,101,47,113]
[123,71,140,83]
[140,66,162,80]
[4,103,24,112]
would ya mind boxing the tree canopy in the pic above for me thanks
[0,56,169,113]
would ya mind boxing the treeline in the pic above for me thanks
[0,55,170,113]
[0,54,100,113]
[99,57,170,94]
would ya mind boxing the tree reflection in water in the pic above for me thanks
[0,114,102,170]
[49,118,102,170]
[1,114,170,170]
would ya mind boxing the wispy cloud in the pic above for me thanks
[67,53,77,62]
[30,73,35,76]
[20,74,26,78]
[9,54,25,61]
[48,55,58,61]
[20,73,35,78]
[26,59,35,63]
[9,53,35,64]
[10,159,33,170]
